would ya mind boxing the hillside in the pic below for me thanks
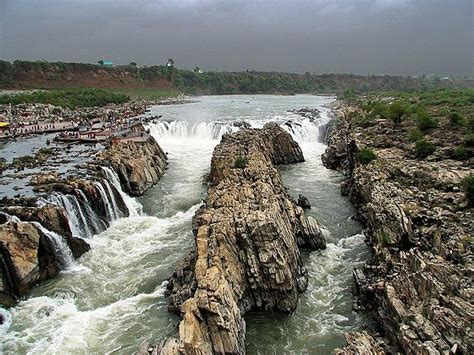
[1,60,471,95]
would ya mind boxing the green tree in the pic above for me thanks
[387,101,409,124]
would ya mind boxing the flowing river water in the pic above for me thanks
[1,95,370,354]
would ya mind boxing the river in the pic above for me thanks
[1,95,369,354]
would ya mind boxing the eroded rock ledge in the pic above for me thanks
[159,123,325,354]
[97,134,167,196]
[323,102,473,354]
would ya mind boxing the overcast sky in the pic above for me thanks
[0,0,472,76]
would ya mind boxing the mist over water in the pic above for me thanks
[1,95,369,354]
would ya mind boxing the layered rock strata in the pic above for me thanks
[97,134,167,196]
[323,103,473,354]
[160,123,325,354]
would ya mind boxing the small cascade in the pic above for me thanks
[101,179,123,219]
[0,211,21,223]
[94,181,117,221]
[101,167,142,216]
[75,189,107,233]
[48,193,93,238]
[31,222,74,268]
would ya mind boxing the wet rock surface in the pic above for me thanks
[0,131,168,306]
[323,101,473,354]
[159,123,325,354]
[97,135,168,196]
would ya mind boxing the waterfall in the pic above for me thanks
[32,222,74,268]
[101,167,142,216]
[148,121,239,141]
[102,179,123,220]
[94,181,118,221]
[147,115,326,145]
[75,189,107,234]
[48,193,93,238]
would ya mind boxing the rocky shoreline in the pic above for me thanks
[156,123,325,354]
[0,129,167,307]
[325,101,473,354]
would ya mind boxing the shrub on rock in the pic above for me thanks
[415,139,435,159]
[357,147,377,165]
[452,146,470,161]
[234,156,248,169]
[415,108,438,132]
[408,128,424,142]
[464,175,474,207]
[448,112,464,127]
[387,101,409,124]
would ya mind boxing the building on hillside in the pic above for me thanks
[98,60,114,67]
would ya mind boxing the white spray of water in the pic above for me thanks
[93,181,117,221]
[32,222,75,268]
[102,166,143,216]
[48,193,93,239]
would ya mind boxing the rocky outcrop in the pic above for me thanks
[334,332,385,355]
[1,204,89,258]
[159,123,325,354]
[97,134,167,196]
[0,208,88,307]
[323,102,473,354]
[0,167,130,307]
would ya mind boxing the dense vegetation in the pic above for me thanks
[0,88,129,108]
[1,60,472,95]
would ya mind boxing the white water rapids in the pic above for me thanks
[0,95,370,354]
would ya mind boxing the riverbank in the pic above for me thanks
[0,120,168,306]
[325,95,473,353]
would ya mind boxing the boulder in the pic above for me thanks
[0,219,66,306]
[97,135,167,196]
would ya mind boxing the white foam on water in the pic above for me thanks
[2,283,167,354]
[1,204,199,354]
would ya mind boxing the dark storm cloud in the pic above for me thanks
[0,0,472,76]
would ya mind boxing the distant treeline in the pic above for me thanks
[0,60,472,95]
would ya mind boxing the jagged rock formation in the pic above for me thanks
[97,135,167,196]
[1,203,89,258]
[159,123,325,354]
[0,205,89,306]
[334,332,385,355]
[323,102,473,354]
